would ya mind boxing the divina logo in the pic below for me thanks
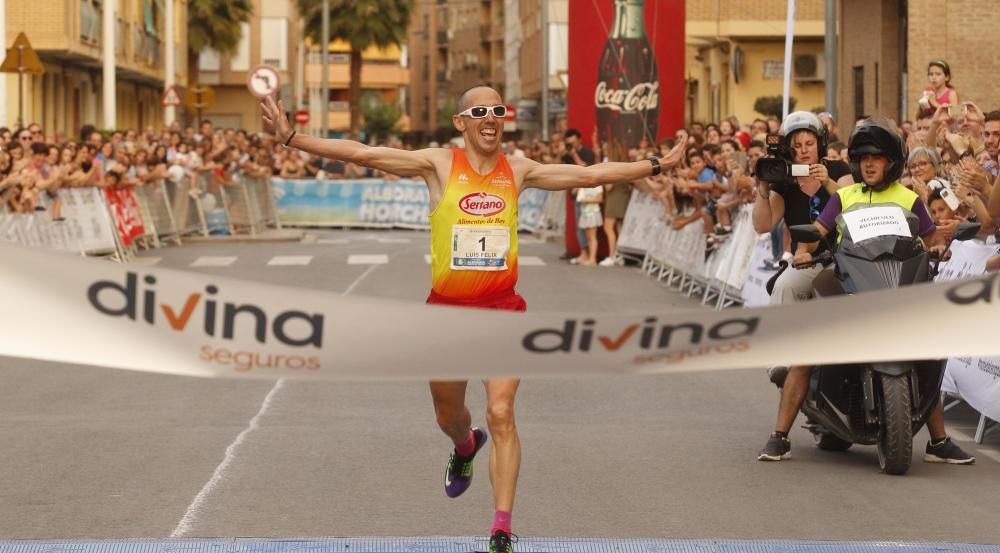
[521,316,759,353]
[946,273,1000,305]
[459,192,506,216]
[87,272,324,347]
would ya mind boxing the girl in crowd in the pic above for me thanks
[573,182,603,266]
[600,140,631,266]
[919,60,959,116]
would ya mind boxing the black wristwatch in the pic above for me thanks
[647,156,661,176]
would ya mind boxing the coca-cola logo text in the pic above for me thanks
[595,81,659,114]
[459,192,506,216]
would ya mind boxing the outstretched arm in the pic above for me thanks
[261,96,438,180]
[519,134,688,192]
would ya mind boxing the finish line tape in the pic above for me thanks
[2,242,999,380]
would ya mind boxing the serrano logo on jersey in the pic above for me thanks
[458,192,506,217]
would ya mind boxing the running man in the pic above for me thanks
[260,86,686,553]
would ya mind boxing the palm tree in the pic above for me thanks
[187,0,254,86]
[298,0,415,138]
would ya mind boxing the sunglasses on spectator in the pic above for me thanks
[456,105,507,119]
[18,135,31,141]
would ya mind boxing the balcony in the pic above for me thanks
[116,18,127,57]
[437,31,448,45]
[436,70,448,82]
[79,0,100,45]
[134,28,162,67]
[305,62,410,88]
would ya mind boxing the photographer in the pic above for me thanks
[752,113,854,458]
[752,112,854,303]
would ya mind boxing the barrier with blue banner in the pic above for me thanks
[271,178,550,231]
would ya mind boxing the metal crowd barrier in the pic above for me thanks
[1,173,282,260]
[133,180,183,247]
[616,192,756,311]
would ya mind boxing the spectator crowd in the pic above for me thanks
[2,57,998,273]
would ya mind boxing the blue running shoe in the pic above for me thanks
[444,427,488,498]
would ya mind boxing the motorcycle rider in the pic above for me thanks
[758,118,976,465]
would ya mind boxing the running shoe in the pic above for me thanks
[444,427,488,498]
[489,530,516,553]
[757,432,791,461]
[924,437,976,465]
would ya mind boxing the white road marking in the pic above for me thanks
[317,238,350,245]
[342,264,380,296]
[424,254,432,264]
[170,379,286,537]
[129,257,161,266]
[267,255,313,266]
[519,256,546,266]
[170,247,382,536]
[190,256,237,267]
[377,237,411,244]
[348,254,389,265]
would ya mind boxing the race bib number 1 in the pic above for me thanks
[451,225,510,270]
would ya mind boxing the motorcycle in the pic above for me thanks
[788,203,980,475]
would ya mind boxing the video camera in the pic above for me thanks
[755,134,811,182]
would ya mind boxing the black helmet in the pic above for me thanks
[848,120,906,188]
[780,111,827,156]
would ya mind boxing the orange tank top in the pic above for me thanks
[429,149,519,300]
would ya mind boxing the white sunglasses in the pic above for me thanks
[456,105,507,119]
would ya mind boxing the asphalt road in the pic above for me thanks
[1,229,997,542]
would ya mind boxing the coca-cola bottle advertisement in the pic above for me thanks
[595,0,659,150]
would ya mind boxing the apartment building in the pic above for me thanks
[686,0,828,125]
[406,0,504,137]
[4,0,188,135]
[194,0,298,131]
[512,0,567,139]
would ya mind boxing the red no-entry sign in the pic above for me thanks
[294,110,310,126]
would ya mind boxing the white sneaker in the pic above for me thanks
[781,251,794,262]
[598,257,616,267]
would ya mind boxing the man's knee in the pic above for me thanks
[486,401,516,431]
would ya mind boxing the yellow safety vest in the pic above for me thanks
[834,181,919,242]
[836,181,918,212]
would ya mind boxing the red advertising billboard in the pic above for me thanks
[568,0,685,150]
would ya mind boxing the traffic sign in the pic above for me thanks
[247,64,281,99]
[294,110,310,126]
[0,33,44,74]
[504,104,516,122]
[184,84,215,110]
[161,85,181,107]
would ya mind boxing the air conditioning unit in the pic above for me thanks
[793,53,825,81]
